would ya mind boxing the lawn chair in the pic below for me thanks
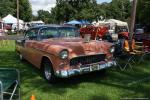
[0,68,20,100]
[114,39,138,71]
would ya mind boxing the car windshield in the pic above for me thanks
[40,27,79,39]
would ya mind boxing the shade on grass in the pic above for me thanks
[0,40,150,100]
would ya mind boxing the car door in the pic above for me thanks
[22,28,39,65]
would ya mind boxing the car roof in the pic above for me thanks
[30,24,76,29]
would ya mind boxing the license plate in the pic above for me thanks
[81,67,90,72]
[99,64,106,69]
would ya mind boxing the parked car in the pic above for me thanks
[142,34,150,52]
[16,25,116,83]
[133,28,144,42]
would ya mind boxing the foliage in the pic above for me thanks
[0,0,32,22]
[37,10,51,24]
[98,0,131,21]
[50,0,97,23]
[137,0,150,26]
[0,0,16,18]
[19,0,32,22]
[43,0,131,23]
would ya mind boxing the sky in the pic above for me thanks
[29,0,112,15]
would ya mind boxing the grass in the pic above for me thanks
[0,40,150,100]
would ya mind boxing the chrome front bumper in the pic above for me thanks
[55,60,116,78]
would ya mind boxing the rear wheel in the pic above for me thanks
[42,58,56,83]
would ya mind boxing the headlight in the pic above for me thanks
[109,46,115,53]
[59,50,68,59]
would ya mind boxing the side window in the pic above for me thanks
[25,28,38,40]
[39,28,59,39]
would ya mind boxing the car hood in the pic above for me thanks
[35,38,113,58]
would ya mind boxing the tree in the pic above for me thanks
[97,0,131,21]
[137,0,150,26]
[37,10,51,24]
[38,0,131,23]
[0,0,32,21]
[19,0,32,21]
[51,0,97,23]
[0,0,15,17]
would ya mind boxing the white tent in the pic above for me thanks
[92,19,128,27]
[2,14,24,24]
[92,20,109,26]
[106,19,128,26]
[30,20,44,24]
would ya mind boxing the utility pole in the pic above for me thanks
[122,1,125,20]
[17,0,19,34]
[129,0,138,51]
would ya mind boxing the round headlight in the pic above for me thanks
[109,46,115,53]
[59,50,68,59]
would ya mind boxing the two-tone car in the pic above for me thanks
[16,25,116,83]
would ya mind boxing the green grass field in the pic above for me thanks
[0,40,150,100]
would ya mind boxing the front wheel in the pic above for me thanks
[42,59,57,83]
[19,53,25,61]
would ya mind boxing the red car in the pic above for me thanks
[143,34,150,52]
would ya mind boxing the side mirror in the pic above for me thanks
[16,39,25,46]
[16,39,25,43]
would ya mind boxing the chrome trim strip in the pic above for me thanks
[55,60,116,78]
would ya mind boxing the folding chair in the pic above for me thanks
[0,68,20,100]
[114,39,137,71]
[114,53,136,71]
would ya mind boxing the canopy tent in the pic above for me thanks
[29,20,44,27]
[2,14,24,24]
[92,19,128,26]
[92,20,109,26]
[79,20,90,24]
[66,20,82,25]
[106,19,128,26]
[30,20,44,24]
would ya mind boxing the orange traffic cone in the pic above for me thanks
[30,95,35,100]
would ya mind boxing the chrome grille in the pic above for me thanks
[70,54,106,66]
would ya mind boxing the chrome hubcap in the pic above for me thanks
[44,64,52,80]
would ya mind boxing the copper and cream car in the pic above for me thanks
[16,25,116,82]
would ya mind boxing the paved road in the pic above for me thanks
[0,35,24,40]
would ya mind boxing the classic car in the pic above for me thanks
[142,34,150,52]
[79,25,130,55]
[16,25,116,82]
